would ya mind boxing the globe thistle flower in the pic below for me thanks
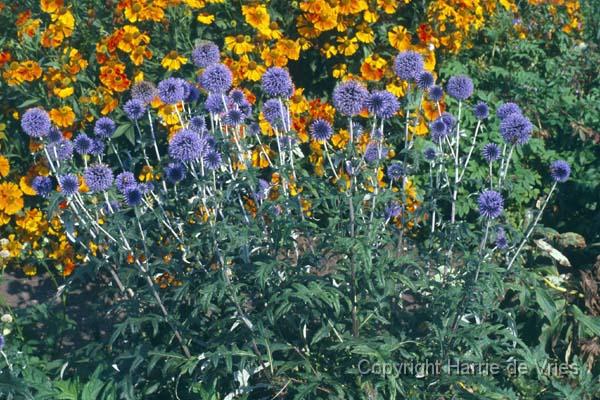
[332,80,368,116]
[94,117,116,139]
[22,108,51,138]
[387,163,404,180]
[229,89,246,105]
[89,139,105,156]
[204,93,225,114]
[204,150,222,170]
[496,102,521,120]
[477,190,504,219]
[482,143,501,163]
[424,147,437,162]
[393,51,424,81]
[189,116,206,133]
[385,202,403,219]
[84,164,114,193]
[74,133,92,155]
[446,75,474,101]
[123,99,146,121]
[550,160,571,183]
[47,126,62,143]
[309,119,333,142]
[428,85,444,102]
[47,139,74,161]
[192,42,220,68]
[364,142,385,163]
[169,129,203,162]
[416,71,435,90]
[200,63,232,93]
[115,171,136,194]
[253,179,271,202]
[500,113,533,145]
[366,90,399,119]
[224,109,245,126]
[429,118,448,143]
[124,185,143,207]
[262,98,284,128]
[440,112,456,131]
[131,81,158,104]
[158,77,186,104]
[473,101,489,120]
[58,174,79,196]
[496,227,508,249]
[32,176,53,197]
[185,84,201,103]
[261,67,293,98]
[164,162,186,184]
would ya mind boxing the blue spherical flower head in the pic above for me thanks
[192,42,220,68]
[309,119,333,142]
[131,81,158,104]
[253,179,271,202]
[429,118,448,143]
[482,143,501,163]
[32,176,53,197]
[84,164,114,193]
[366,90,399,119]
[496,102,521,120]
[261,67,293,98]
[47,139,74,161]
[385,202,403,219]
[123,99,146,121]
[189,116,206,133]
[393,51,424,81]
[22,108,51,138]
[204,93,225,114]
[47,126,62,143]
[229,89,247,105]
[89,139,105,156]
[74,133,92,155]
[262,98,284,128]
[169,129,203,162]
[364,142,385,163]
[423,147,437,161]
[478,190,504,219]
[200,63,232,93]
[550,160,571,183]
[473,101,489,120]
[165,162,186,184]
[446,75,474,101]
[333,80,368,116]
[124,185,144,207]
[204,150,222,170]
[58,174,79,196]
[500,113,533,145]
[185,84,201,103]
[224,109,245,126]
[158,78,186,104]
[115,171,136,194]
[387,163,404,180]
[496,227,508,249]
[94,117,116,139]
[417,71,435,90]
[428,85,444,102]
[441,112,456,130]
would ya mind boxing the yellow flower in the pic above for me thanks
[19,176,37,196]
[49,106,76,128]
[338,0,368,15]
[377,0,398,14]
[321,43,338,59]
[360,54,387,81]
[336,36,359,56]
[0,155,9,177]
[388,26,412,51]
[0,182,24,215]
[238,55,266,82]
[197,13,214,24]
[332,63,347,79]
[356,23,374,43]
[276,39,301,61]
[224,35,255,55]
[23,264,37,276]
[161,51,187,71]
[242,4,270,31]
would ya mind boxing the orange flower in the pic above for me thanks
[0,182,24,215]
[49,106,76,128]
[99,63,131,92]
[0,155,9,177]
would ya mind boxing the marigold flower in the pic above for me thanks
[0,182,24,215]
[49,106,76,128]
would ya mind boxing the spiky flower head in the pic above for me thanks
[482,143,501,163]
[366,90,399,119]
[204,150,222,170]
[124,185,143,206]
[429,118,448,143]
[428,85,443,102]
[200,63,232,93]
[387,163,404,180]
[123,99,146,121]
[84,164,114,193]
[115,171,136,194]
[496,102,521,120]
[549,160,571,183]
[393,51,424,81]
[416,71,435,90]
[47,139,74,161]
[261,67,293,98]
[58,174,79,196]
[204,93,225,114]
[22,108,51,138]
[164,162,186,184]
[168,129,203,162]
[473,101,489,120]
[158,77,186,104]
[446,75,474,101]
[309,119,333,142]
[192,42,220,68]
[500,113,533,145]
[74,133,92,155]
[224,109,245,126]
[32,176,53,197]
[424,147,437,162]
[131,81,158,104]
[477,190,504,219]
[189,116,206,133]
[332,80,368,116]
[94,117,116,139]
[262,98,284,128]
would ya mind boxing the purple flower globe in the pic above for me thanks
[385,202,403,219]
[309,119,333,142]
[84,164,114,193]
[204,150,222,170]
[446,75,474,101]
[428,85,444,102]
[500,113,533,145]
[364,142,386,163]
[224,109,245,126]
[189,116,206,133]
[74,133,93,155]
[473,101,489,120]
[94,117,116,139]
[262,98,284,128]
[332,80,368,117]
[123,99,147,121]
[158,77,186,104]
[200,63,232,93]
[32,176,53,197]
[482,143,501,163]
[169,129,203,162]
[115,171,136,194]
[440,112,456,130]
[47,126,62,143]
[229,89,246,105]
[22,108,51,138]
[47,139,74,161]
[387,163,404,180]
[89,139,105,156]
[393,51,424,81]
[164,162,186,183]
[496,227,508,249]
[496,102,521,120]
[366,90,399,119]
[549,160,571,183]
[261,67,293,98]
[124,185,143,206]
[478,190,504,219]
[131,81,158,104]
[192,42,220,68]
[416,71,435,90]
[423,147,437,161]
[58,174,79,196]
[429,118,448,143]
[204,93,225,114]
